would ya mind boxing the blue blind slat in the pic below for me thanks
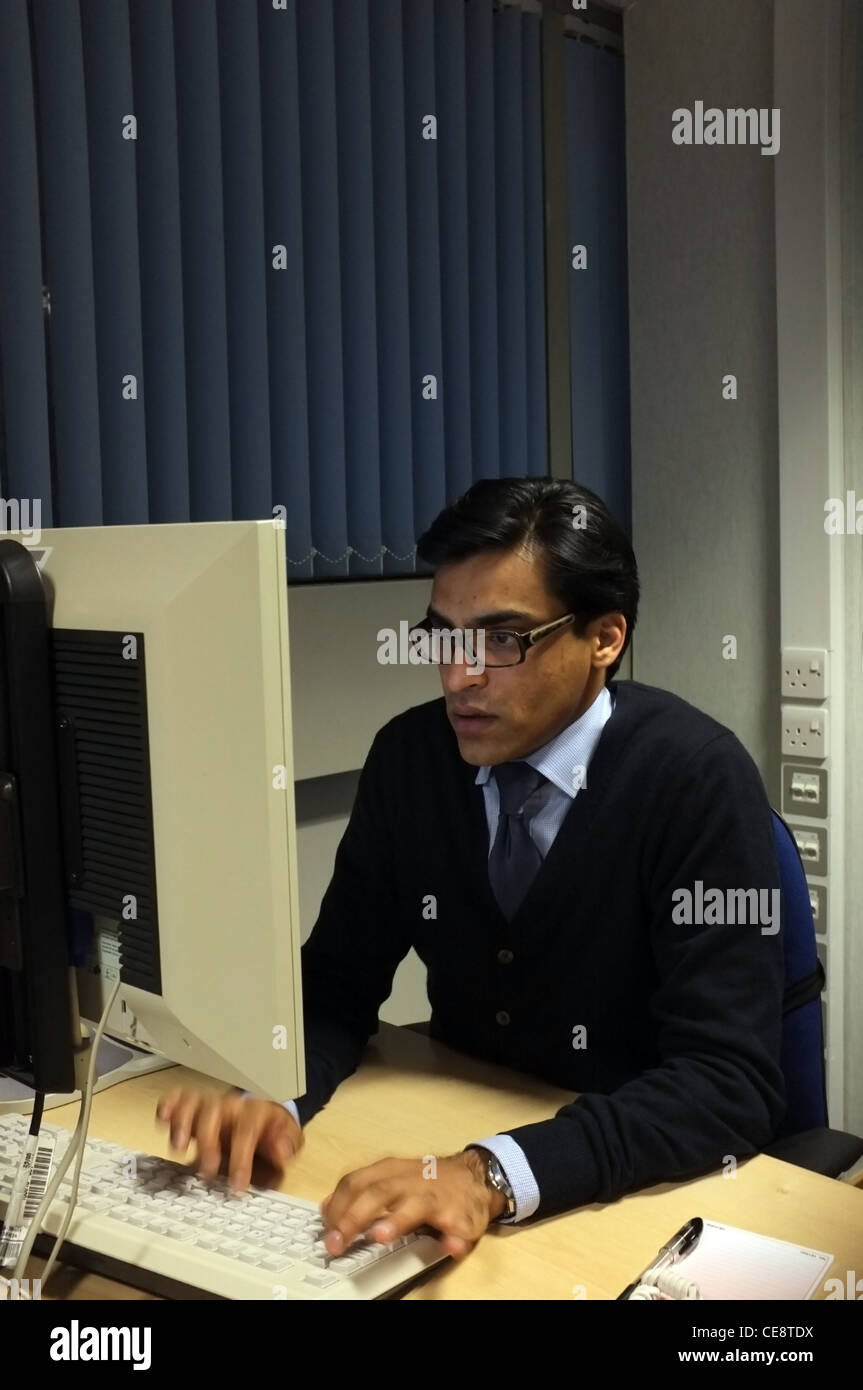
[0,0,52,518]
[369,0,416,576]
[465,0,500,482]
[218,0,272,523]
[80,0,148,524]
[335,0,383,579]
[130,0,190,524]
[494,8,528,477]
[174,0,233,520]
[259,0,313,580]
[403,0,446,544]
[435,0,473,504]
[566,40,630,529]
[595,49,630,530]
[31,0,101,525]
[522,13,547,478]
[297,0,348,579]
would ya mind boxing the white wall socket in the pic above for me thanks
[781,705,829,758]
[781,647,828,699]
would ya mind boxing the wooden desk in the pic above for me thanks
[34,1022,863,1301]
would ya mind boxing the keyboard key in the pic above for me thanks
[350,1247,382,1267]
[260,1254,292,1271]
[79,1196,114,1212]
[302,1271,340,1289]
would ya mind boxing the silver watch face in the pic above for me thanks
[486,1155,514,1205]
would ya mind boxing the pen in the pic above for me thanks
[616,1216,703,1300]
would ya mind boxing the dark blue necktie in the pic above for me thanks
[488,761,546,921]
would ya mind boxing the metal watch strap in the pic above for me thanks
[467,1145,516,1219]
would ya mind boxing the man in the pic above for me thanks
[158,477,786,1262]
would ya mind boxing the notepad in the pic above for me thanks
[672,1220,833,1300]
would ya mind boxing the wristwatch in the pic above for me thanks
[466,1146,516,1220]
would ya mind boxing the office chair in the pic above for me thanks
[762,809,863,1181]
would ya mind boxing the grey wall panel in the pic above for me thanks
[287,578,440,779]
[624,0,780,792]
[840,0,863,1136]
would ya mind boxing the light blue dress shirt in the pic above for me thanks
[267,684,614,1224]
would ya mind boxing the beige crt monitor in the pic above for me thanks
[35,520,305,1101]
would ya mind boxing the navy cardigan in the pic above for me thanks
[295,679,786,1220]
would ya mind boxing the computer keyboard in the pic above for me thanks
[0,1112,448,1299]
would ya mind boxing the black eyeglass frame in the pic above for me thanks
[409,613,576,667]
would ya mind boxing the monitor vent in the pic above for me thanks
[51,630,161,993]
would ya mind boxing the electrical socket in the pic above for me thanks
[791,825,827,873]
[781,764,827,817]
[808,883,826,929]
[781,647,828,699]
[781,705,829,758]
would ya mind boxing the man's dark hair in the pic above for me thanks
[416,477,639,682]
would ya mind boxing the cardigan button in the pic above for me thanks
[497,949,514,965]
[495,1010,511,1026]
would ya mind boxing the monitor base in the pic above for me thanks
[0,1033,174,1114]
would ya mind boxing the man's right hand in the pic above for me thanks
[156,1088,303,1191]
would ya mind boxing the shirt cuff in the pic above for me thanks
[471,1133,540,1223]
[240,1091,302,1127]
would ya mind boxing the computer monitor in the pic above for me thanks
[0,520,305,1105]
[0,537,81,1098]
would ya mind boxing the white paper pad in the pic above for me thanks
[672,1220,834,1300]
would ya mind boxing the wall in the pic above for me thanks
[289,578,437,1024]
[624,0,780,794]
[840,0,863,1134]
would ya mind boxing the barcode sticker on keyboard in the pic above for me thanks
[23,1141,55,1217]
[0,1133,55,1269]
[0,1230,24,1267]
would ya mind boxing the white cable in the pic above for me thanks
[628,1266,702,1300]
[11,977,121,1290]
[9,1101,84,1289]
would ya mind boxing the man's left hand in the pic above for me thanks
[320,1150,506,1260]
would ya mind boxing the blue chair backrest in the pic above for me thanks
[772,810,828,1136]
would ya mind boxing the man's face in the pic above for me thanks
[428,545,624,766]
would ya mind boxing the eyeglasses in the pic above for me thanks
[408,614,576,668]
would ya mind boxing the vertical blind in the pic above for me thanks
[0,0,550,580]
[565,35,631,530]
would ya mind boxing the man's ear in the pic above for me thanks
[593,612,627,667]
